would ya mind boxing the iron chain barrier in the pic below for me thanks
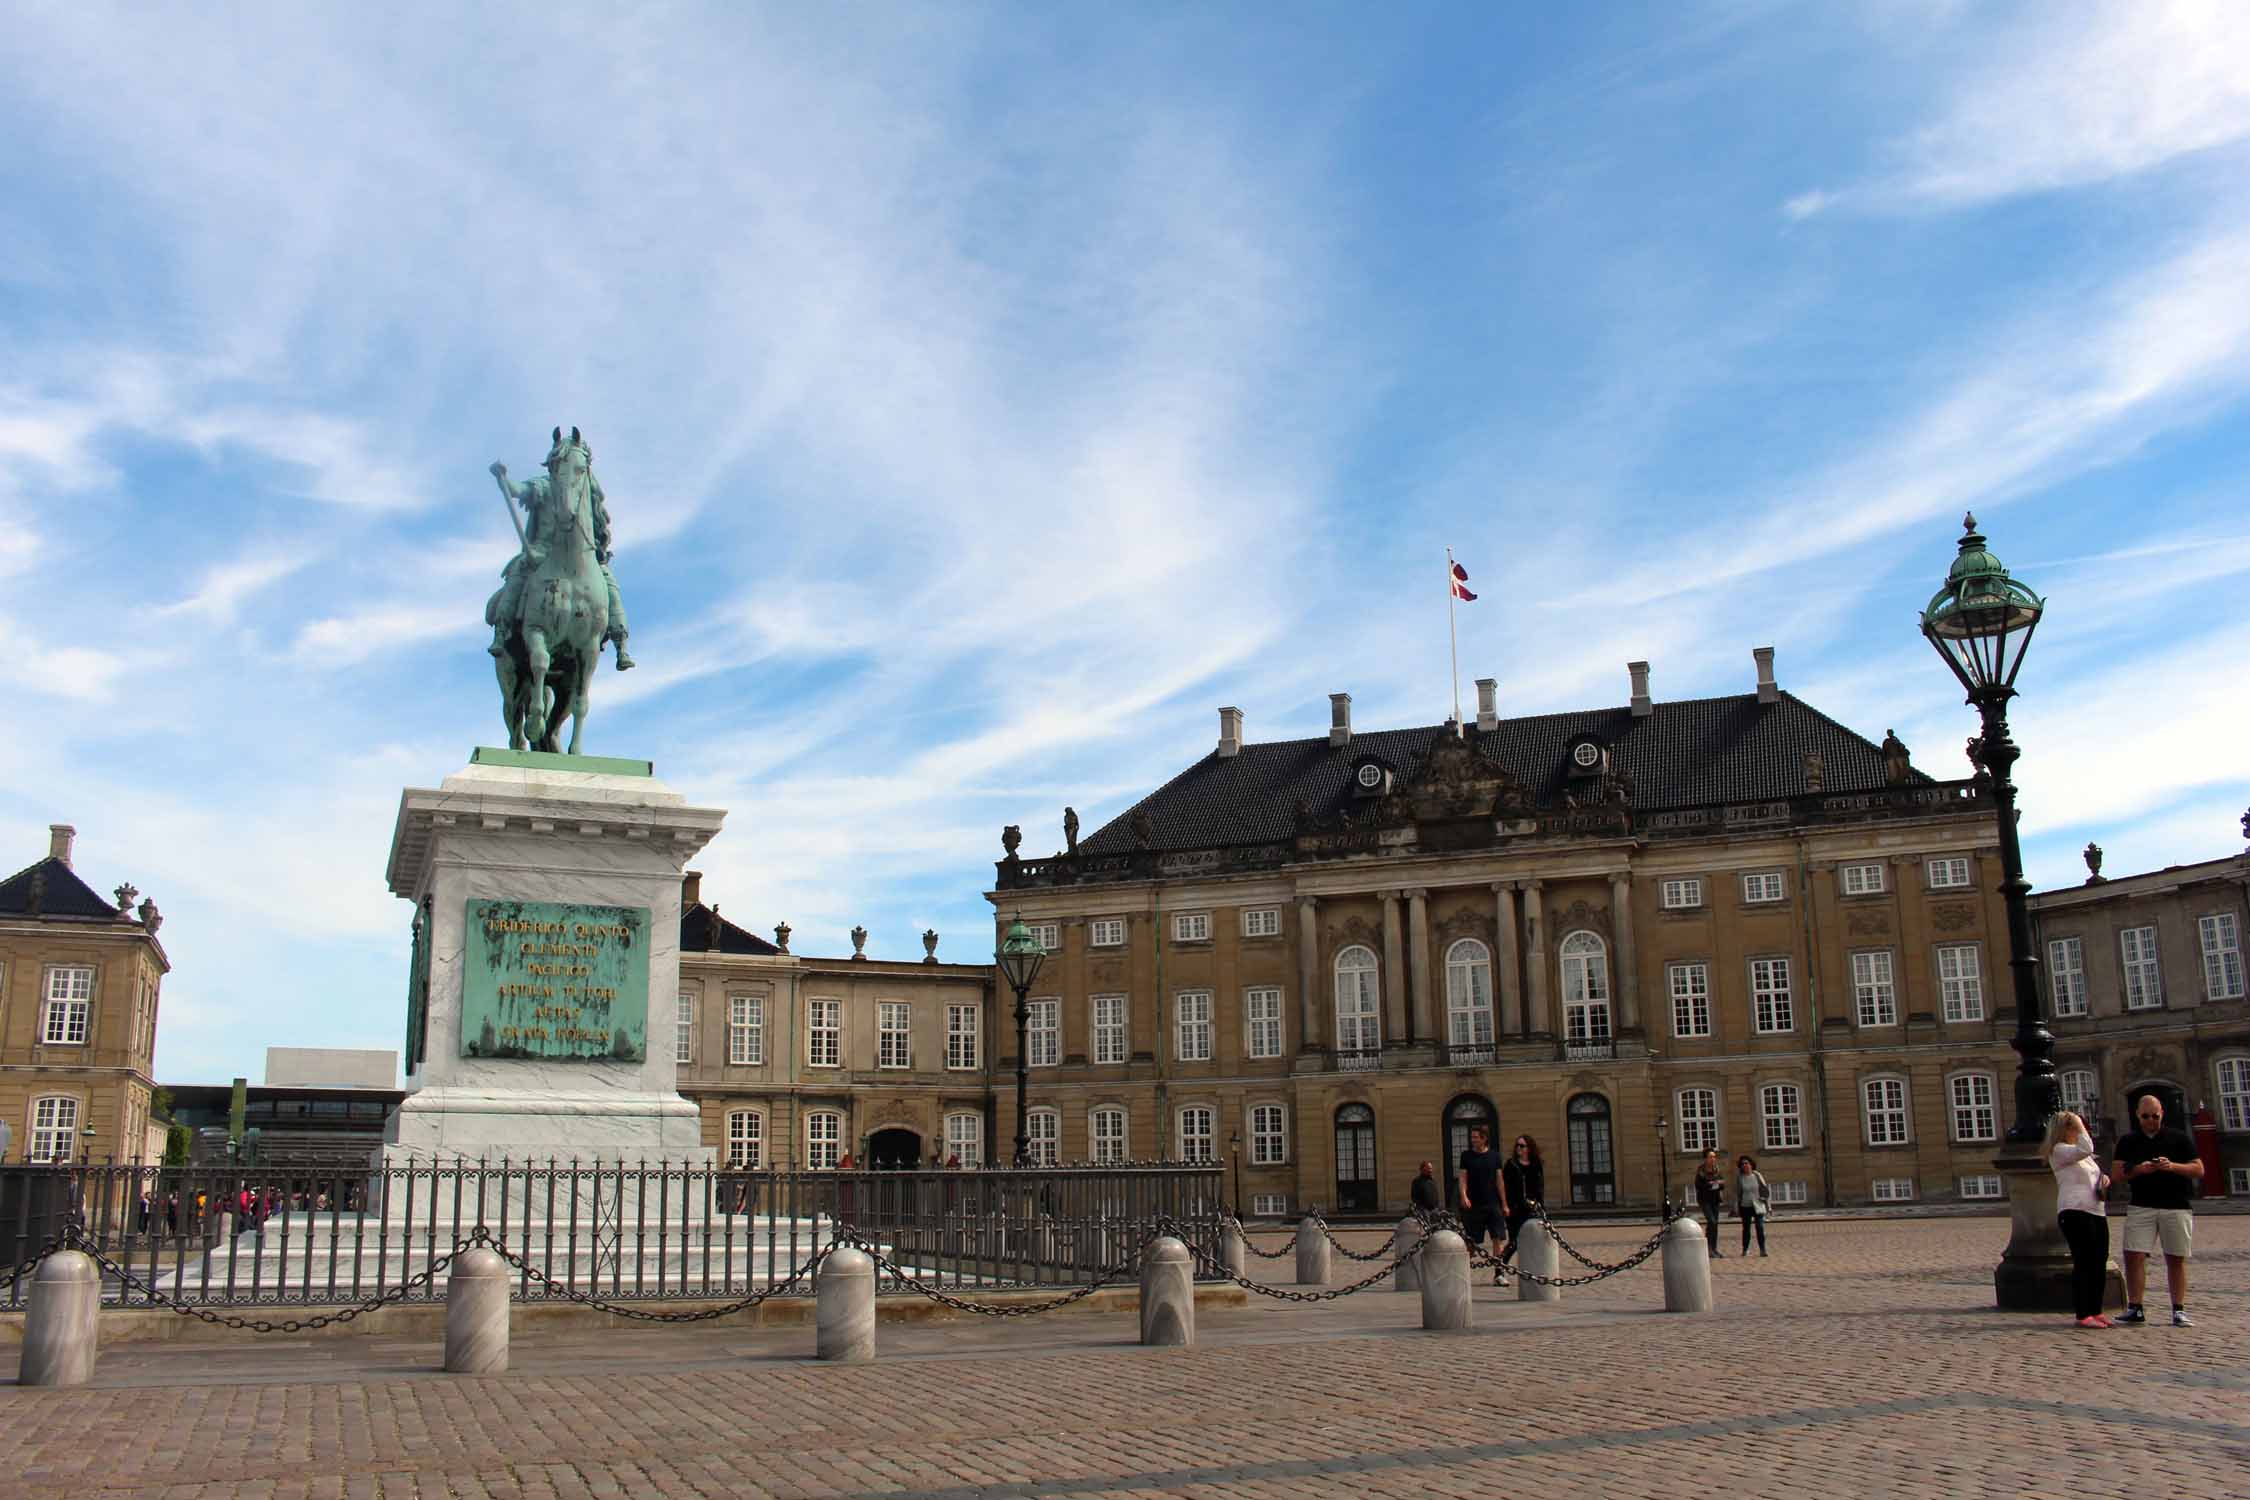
[1224,1215,1294,1259]
[1409,1206,1676,1289]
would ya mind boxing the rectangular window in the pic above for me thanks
[806,1111,842,1170]
[2121,926,2162,1009]
[1242,908,1281,938]
[2200,913,2244,1000]
[1245,987,1283,1059]
[1840,862,1886,896]
[1025,1109,1059,1167]
[944,1112,983,1168]
[1949,1074,1998,1142]
[1250,1102,1287,1165]
[1852,951,1898,1027]
[2213,1056,2249,1133]
[1089,918,1126,947]
[1251,1192,1288,1217]
[2230,1167,2250,1196]
[29,1096,80,1163]
[807,998,840,1068]
[1958,1174,2004,1200]
[1761,1084,1804,1150]
[1177,1106,1215,1162]
[1771,1180,1809,1205]
[2047,937,2087,1017]
[1676,1088,1718,1153]
[1668,963,1711,1038]
[1871,1177,1916,1202]
[1335,960,1381,1055]
[675,992,695,1064]
[1926,856,1970,890]
[1660,877,1703,910]
[727,995,764,1065]
[1864,1077,1909,1146]
[1173,912,1210,943]
[1751,956,1794,1033]
[1937,944,1984,1022]
[1175,991,1214,1062]
[2059,1068,2099,1119]
[1029,922,1061,953]
[877,1001,912,1069]
[1092,994,1129,1064]
[726,1111,762,1169]
[41,966,93,1045]
[945,1004,979,1070]
[1741,871,1785,905]
[1028,999,1060,1067]
[1090,1108,1127,1164]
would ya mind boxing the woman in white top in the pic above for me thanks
[2045,1110,2111,1328]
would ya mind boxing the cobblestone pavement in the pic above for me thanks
[4,1215,2245,1499]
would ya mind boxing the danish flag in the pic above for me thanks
[1449,560,1477,602]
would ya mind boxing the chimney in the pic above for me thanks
[1474,678,1498,733]
[48,824,75,868]
[1329,693,1352,748]
[682,870,703,908]
[1628,661,1652,718]
[1753,645,1779,705]
[1217,706,1244,759]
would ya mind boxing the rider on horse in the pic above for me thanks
[486,431,634,670]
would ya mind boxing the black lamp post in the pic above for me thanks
[1656,1115,1671,1218]
[996,915,1046,1168]
[1228,1128,1243,1214]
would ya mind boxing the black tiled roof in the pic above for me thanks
[0,856,126,920]
[1081,692,1923,855]
[681,903,781,956]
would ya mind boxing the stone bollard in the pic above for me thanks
[1419,1228,1472,1330]
[1222,1220,1248,1279]
[1392,1216,1424,1294]
[1516,1218,1561,1304]
[20,1250,100,1387]
[1294,1216,1331,1286]
[1661,1216,1713,1313]
[443,1247,511,1375]
[1139,1236,1195,1346]
[816,1245,876,1362]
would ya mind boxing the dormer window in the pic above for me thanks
[1351,758,1392,797]
[1565,737,1607,777]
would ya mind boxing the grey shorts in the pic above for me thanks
[2122,1206,2192,1258]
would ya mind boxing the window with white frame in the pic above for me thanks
[1863,1077,1909,1146]
[1561,931,1612,1044]
[1251,1192,1289,1217]
[1090,1106,1128,1164]
[1242,908,1281,938]
[1958,1174,2004,1200]
[41,966,93,1045]
[1771,1179,1809,1205]
[2121,926,2162,1009]
[1175,991,1214,1062]
[1871,1177,1916,1202]
[2231,1167,2250,1196]
[675,992,695,1064]
[1444,939,1494,1050]
[2048,936,2087,1018]
[1949,1073,1998,1142]
[1660,877,1703,910]
[807,998,841,1067]
[2059,1067,2099,1121]
[1841,862,1886,896]
[878,1001,912,1069]
[1250,1102,1287,1165]
[1092,994,1128,1064]
[1741,871,1786,905]
[1245,987,1283,1059]
[805,1110,842,1169]
[1334,945,1381,1054]
[1761,1083,1804,1150]
[1173,912,1210,943]
[1177,1105,1216,1162]
[1089,917,1126,947]
[2200,913,2244,1000]
[1025,1107,1059,1167]
[725,1110,763,1169]
[1751,956,1794,1033]
[1937,944,1984,1022]
[728,994,764,1065]
[945,1003,979,1070]
[1669,962,1712,1038]
[29,1095,79,1162]
[1028,1000,1060,1067]
[1852,951,1898,1027]
[1926,856,1971,890]
[1676,1088,1719,1153]
[2215,1056,2250,1133]
[944,1111,983,1168]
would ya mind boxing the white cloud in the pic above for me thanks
[153,548,316,623]
[289,604,467,667]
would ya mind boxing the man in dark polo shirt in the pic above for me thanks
[1457,1125,1511,1285]
[2109,1093,2203,1326]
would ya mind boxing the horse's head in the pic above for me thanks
[544,425,592,495]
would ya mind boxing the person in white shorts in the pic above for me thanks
[2108,1093,2202,1326]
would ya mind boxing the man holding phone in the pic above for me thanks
[2110,1093,2202,1326]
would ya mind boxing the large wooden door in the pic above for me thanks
[1334,1104,1378,1213]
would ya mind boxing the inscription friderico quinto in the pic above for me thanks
[460,899,651,1061]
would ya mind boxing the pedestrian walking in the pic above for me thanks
[1409,1160,1442,1214]
[136,1190,152,1235]
[2045,1109,2110,1328]
[1456,1125,1511,1283]
[1734,1154,1771,1257]
[1498,1135,1543,1267]
[1695,1149,1726,1257]
[2110,1092,2202,1326]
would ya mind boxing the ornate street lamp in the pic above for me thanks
[1655,1116,1672,1219]
[996,915,1047,1168]
[1228,1128,1243,1214]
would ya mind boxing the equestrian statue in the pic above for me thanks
[484,426,635,754]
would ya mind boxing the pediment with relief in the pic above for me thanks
[1403,736,1536,821]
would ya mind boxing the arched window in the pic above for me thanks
[1560,932,1612,1046]
[2057,1067,2098,1122]
[942,1111,983,1168]
[28,1095,79,1163]
[1565,1093,1615,1205]
[1177,1105,1216,1162]
[1025,1107,1060,1167]
[1445,939,1494,1052]
[1444,1094,1496,1167]
[1760,1084,1803,1151]
[1334,945,1381,1056]
[725,1109,763,1169]
[1089,1106,1128,1164]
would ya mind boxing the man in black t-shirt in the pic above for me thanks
[1457,1126,1511,1284]
[2109,1093,2203,1326]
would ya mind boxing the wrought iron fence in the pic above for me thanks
[1,1161,1226,1310]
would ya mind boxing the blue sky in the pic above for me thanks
[3,2,2245,1086]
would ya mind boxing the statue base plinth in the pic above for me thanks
[1992,1146,2122,1313]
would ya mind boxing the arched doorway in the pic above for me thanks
[1333,1104,1378,1214]
[1566,1093,1615,1206]
[1443,1094,1497,1175]
[867,1127,923,1170]
[2122,1081,2189,1137]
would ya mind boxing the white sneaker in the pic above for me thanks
[2171,1308,2193,1327]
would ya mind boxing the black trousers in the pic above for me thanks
[1738,1207,1766,1253]
[1497,1210,1531,1263]
[2058,1210,2109,1319]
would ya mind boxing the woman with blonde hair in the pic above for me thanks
[2045,1109,2111,1328]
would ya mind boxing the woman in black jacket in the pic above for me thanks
[1695,1148,1726,1257]
[1498,1134,1544,1266]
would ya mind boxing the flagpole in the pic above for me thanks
[1446,546,1463,737]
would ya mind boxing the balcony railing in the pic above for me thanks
[1562,1040,1616,1062]
[1443,1045,1497,1067]
[1334,1049,1382,1072]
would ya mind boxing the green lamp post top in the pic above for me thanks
[1921,511,2046,698]
[997,913,1046,992]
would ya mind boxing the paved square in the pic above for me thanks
[4,1214,2245,1499]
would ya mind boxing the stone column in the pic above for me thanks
[1661,1216,1713,1313]
[1516,1218,1560,1304]
[1609,871,1640,1033]
[443,1246,511,1374]
[1392,1215,1424,1294]
[1419,1229,1472,1330]
[19,1250,99,1387]
[1222,1219,1248,1278]
[1381,891,1407,1047]
[1139,1236,1195,1346]
[816,1245,876,1362]
[1523,880,1551,1037]
[1493,883,1523,1038]
[1295,1215,1332,1286]
[1407,887,1433,1044]
[1296,896,1320,1052]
